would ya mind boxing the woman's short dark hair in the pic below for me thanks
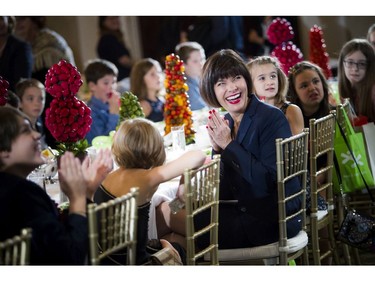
[200,49,252,108]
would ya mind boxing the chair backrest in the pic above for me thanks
[185,155,220,265]
[336,98,351,139]
[0,228,32,265]
[309,112,336,217]
[276,129,309,265]
[88,187,139,265]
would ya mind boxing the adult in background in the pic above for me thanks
[97,16,133,82]
[14,16,76,148]
[244,16,274,59]
[182,16,245,59]
[0,16,32,91]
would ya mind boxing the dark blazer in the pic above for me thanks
[0,35,33,91]
[198,95,302,249]
[0,172,88,265]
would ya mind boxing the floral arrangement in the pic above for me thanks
[309,25,332,79]
[164,53,195,144]
[267,17,304,75]
[44,60,92,156]
[0,76,10,106]
[267,17,294,46]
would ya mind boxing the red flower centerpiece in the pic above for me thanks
[267,17,304,75]
[309,25,332,79]
[45,60,92,157]
[0,76,10,106]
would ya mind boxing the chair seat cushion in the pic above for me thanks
[204,231,308,261]
[306,210,328,224]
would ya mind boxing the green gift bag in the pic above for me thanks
[333,107,375,193]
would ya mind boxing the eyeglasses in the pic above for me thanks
[343,60,367,70]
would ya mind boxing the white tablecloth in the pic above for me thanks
[148,177,180,240]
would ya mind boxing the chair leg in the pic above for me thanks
[341,243,352,265]
[303,247,310,265]
[352,247,362,265]
[327,223,340,264]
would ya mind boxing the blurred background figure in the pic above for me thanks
[14,16,76,148]
[97,16,133,92]
[182,16,245,58]
[175,41,208,111]
[244,16,274,59]
[15,78,47,149]
[367,23,375,51]
[14,16,75,82]
[130,58,164,122]
[4,90,20,109]
[0,16,32,91]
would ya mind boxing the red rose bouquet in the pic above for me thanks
[309,25,332,79]
[45,60,92,156]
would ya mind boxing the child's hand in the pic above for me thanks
[82,148,113,200]
[108,90,121,114]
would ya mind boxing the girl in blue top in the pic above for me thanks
[130,58,165,122]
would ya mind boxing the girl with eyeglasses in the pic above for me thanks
[338,38,375,122]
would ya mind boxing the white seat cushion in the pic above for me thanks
[306,210,328,224]
[204,231,308,262]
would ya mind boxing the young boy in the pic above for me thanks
[15,78,47,149]
[84,58,121,145]
[175,41,208,111]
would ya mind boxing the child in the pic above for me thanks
[0,106,113,264]
[15,78,47,149]
[94,118,206,264]
[84,58,121,144]
[130,58,164,122]
[288,61,333,263]
[288,61,333,128]
[338,38,375,122]
[247,56,304,135]
[175,41,208,111]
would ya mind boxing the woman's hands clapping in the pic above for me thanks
[206,109,232,151]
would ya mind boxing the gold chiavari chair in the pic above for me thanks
[0,228,32,265]
[185,155,220,265]
[208,130,309,265]
[88,187,139,265]
[308,112,340,265]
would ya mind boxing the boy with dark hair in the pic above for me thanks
[84,58,120,144]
